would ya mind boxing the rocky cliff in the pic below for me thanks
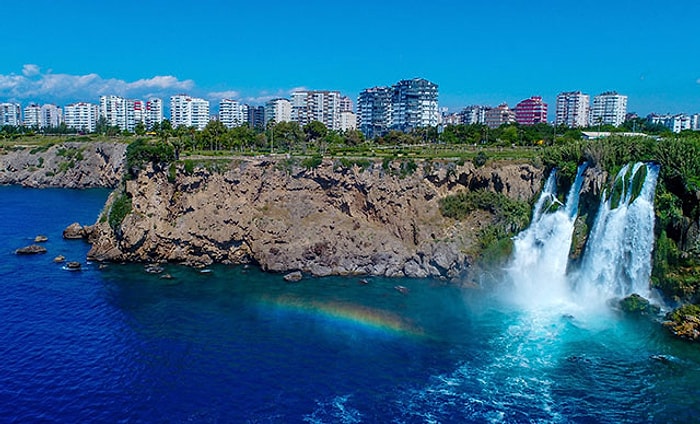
[0,142,125,188]
[87,158,545,279]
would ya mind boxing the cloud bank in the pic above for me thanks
[0,65,195,104]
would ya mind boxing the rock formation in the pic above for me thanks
[87,157,545,279]
[0,141,125,188]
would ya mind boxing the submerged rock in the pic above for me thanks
[15,244,47,255]
[283,271,303,282]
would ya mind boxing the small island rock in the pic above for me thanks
[16,244,47,255]
[283,271,303,282]
[53,255,66,263]
[63,223,86,239]
[65,261,82,270]
[34,235,48,243]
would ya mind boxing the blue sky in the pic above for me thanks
[1,0,699,117]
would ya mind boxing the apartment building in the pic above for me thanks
[357,86,393,138]
[390,78,439,131]
[484,104,516,129]
[590,91,627,127]
[265,98,292,124]
[146,98,163,129]
[555,91,590,128]
[0,103,22,127]
[515,96,548,125]
[291,90,345,130]
[170,94,210,130]
[219,99,248,128]
[64,102,99,132]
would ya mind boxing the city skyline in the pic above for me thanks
[1,0,699,116]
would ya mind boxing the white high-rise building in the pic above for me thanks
[291,90,343,130]
[390,78,439,131]
[265,98,292,124]
[23,104,42,128]
[64,102,98,132]
[219,99,248,128]
[99,95,126,129]
[125,99,145,132]
[460,105,487,125]
[0,103,22,127]
[649,114,692,133]
[555,91,590,128]
[41,104,63,128]
[590,91,627,127]
[99,95,147,131]
[170,94,210,130]
[690,114,700,131]
[25,104,63,129]
[146,98,163,129]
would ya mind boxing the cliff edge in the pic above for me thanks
[0,141,126,188]
[87,158,544,279]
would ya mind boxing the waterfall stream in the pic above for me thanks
[507,162,659,310]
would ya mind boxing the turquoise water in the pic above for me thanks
[1,186,699,423]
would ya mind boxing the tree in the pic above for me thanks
[134,121,147,136]
[202,120,227,150]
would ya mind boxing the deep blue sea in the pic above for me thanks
[1,186,700,423]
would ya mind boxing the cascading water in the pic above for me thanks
[507,161,660,310]
[506,163,588,308]
[574,162,660,303]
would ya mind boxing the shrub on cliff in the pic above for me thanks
[125,139,175,176]
[108,192,132,231]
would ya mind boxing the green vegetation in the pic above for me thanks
[440,190,532,265]
[125,138,176,175]
[301,155,323,170]
[108,192,132,231]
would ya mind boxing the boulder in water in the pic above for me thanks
[54,255,66,263]
[663,304,700,342]
[618,294,660,315]
[63,223,86,239]
[34,235,48,243]
[16,244,47,255]
[283,271,303,282]
[65,261,82,271]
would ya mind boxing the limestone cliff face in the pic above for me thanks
[0,142,125,188]
[87,158,544,278]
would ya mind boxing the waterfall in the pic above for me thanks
[506,163,588,308]
[507,162,659,310]
[573,162,660,303]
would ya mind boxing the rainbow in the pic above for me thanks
[256,295,424,338]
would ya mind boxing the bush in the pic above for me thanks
[473,151,488,167]
[301,155,323,170]
[125,139,175,173]
[108,192,132,231]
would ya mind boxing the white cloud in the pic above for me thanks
[22,64,40,77]
[207,90,240,100]
[0,65,196,103]
[697,78,700,84]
